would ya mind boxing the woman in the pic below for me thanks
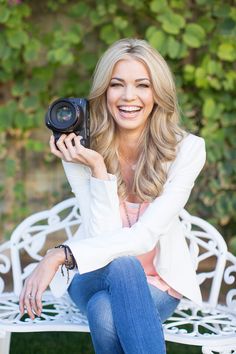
[19,38,206,354]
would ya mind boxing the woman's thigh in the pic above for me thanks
[68,271,104,315]
[148,284,180,323]
[68,269,180,320]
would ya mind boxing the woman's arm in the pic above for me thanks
[52,133,122,237]
[65,135,206,274]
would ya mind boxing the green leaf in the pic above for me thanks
[11,81,27,97]
[217,43,236,62]
[218,18,236,35]
[68,3,90,18]
[25,139,45,152]
[195,67,208,88]
[223,71,236,91]
[23,39,41,62]
[198,16,215,33]
[0,34,12,60]
[183,64,195,81]
[230,7,236,21]
[159,12,185,35]
[79,52,98,71]
[122,24,135,37]
[0,100,17,131]
[203,98,216,118]
[47,48,74,65]
[114,17,128,30]
[150,0,167,13]
[0,5,10,23]
[6,29,29,49]
[206,60,222,76]
[208,77,221,90]
[27,76,47,94]
[213,3,231,18]
[90,10,104,26]
[183,23,206,48]
[146,29,167,55]
[178,42,188,58]
[61,52,75,65]
[13,110,33,130]
[108,3,117,14]
[221,113,236,127]
[63,31,81,45]
[16,3,31,18]
[145,26,157,39]
[20,96,39,113]
[167,36,180,58]
[0,69,12,82]
[100,25,120,44]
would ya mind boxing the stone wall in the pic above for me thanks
[0,129,72,242]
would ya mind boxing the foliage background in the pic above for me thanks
[0,0,236,252]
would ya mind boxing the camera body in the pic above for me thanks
[45,97,90,148]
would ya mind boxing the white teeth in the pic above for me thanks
[119,106,142,112]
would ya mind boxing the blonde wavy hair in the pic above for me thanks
[88,38,186,202]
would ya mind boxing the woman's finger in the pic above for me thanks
[64,133,77,154]
[49,135,64,159]
[35,290,43,316]
[19,286,26,315]
[73,135,84,150]
[56,134,73,161]
[24,288,36,320]
[29,286,38,316]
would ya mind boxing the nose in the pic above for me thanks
[122,85,137,101]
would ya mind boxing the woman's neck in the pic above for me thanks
[117,130,141,161]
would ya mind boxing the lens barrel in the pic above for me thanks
[45,97,89,147]
[49,99,81,131]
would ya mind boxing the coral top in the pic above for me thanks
[120,201,183,300]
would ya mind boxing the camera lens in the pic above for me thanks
[56,106,73,123]
[49,100,77,130]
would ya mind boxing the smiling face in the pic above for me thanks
[106,57,155,137]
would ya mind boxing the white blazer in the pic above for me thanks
[50,133,206,307]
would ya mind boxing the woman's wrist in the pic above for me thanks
[46,248,65,267]
[91,159,109,180]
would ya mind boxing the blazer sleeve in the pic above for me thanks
[65,134,206,274]
[62,161,122,238]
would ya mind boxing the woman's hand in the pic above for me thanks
[49,133,109,180]
[19,248,65,320]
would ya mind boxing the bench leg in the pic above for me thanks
[0,332,11,354]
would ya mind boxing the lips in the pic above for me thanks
[117,105,143,119]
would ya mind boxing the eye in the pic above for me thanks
[110,82,123,87]
[138,84,150,88]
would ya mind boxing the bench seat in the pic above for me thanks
[0,198,235,354]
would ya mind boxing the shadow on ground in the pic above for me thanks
[11,332,202,354]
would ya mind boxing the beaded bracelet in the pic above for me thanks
[55,244,77,284]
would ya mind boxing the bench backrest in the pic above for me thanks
[1,198,235,310]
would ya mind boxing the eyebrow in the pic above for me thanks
[110,77,151,82]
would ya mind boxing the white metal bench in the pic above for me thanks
[0,197,236,354]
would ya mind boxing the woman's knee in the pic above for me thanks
[108,256,145,278]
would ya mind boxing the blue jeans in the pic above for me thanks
[68,256,180,354]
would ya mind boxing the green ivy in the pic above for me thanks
[0,0,236,251]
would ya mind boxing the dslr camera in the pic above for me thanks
[45,98,90,148]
